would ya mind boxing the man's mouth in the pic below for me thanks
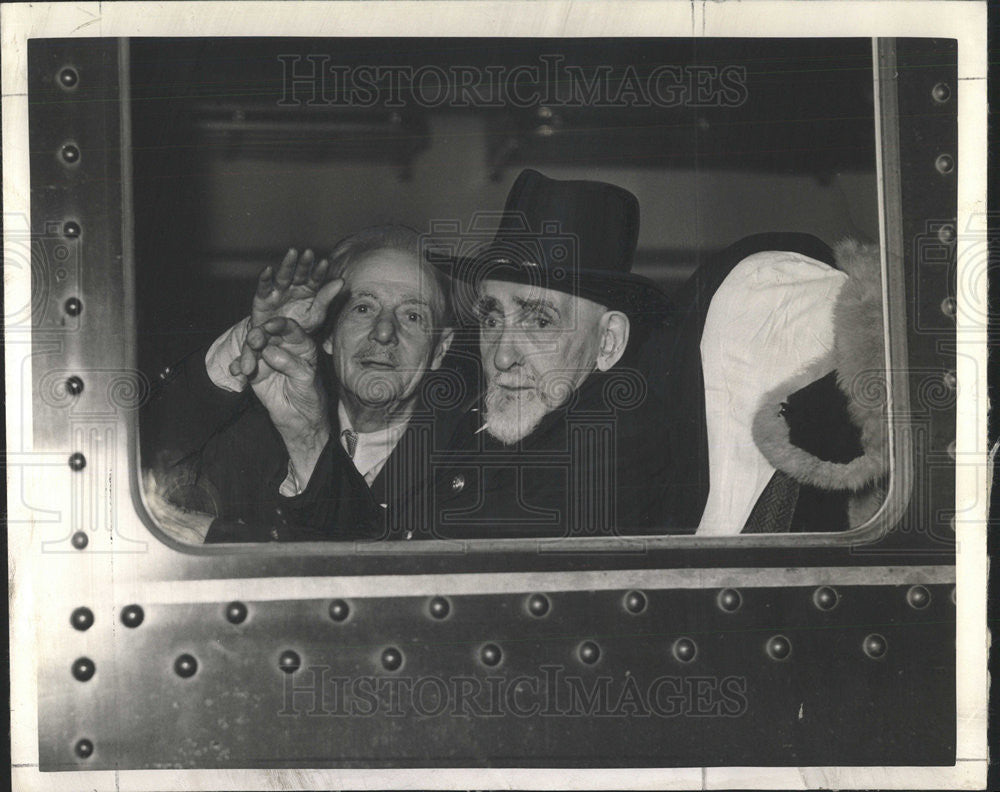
[359,359,397,370]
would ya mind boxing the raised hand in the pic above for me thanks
[252,248,344,334]
[231,317,331,487]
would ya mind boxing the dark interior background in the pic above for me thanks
[132,37,878,377]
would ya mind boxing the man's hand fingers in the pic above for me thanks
[260,344,315,383]
[274,246,297,288]
[306,257,330,291]
[291,248,314,286]
[245,325,270,351]
[313,277,345,315]
[255,263,275,298]
[238,342,260,378]
[261,316,310,345]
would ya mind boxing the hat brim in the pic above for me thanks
[428,251,673,324]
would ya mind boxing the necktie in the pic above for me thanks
[342,429,358,459]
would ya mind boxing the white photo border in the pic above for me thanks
[3,2,988,790]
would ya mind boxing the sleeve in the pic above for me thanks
[141,340,254,479]
[140,331,260,532]
[143,330,381,542]
[201,433,383,543]
[204,316,252,392]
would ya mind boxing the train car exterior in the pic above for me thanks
[4,4,988,789]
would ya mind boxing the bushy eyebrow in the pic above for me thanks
[513,296,560,317]
[351,290,430,308]
[475,295,502,314]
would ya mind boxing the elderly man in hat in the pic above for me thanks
[148,171,675,542]
[428,169,675,539]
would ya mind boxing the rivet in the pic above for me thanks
[931,82,951,103]
[70,607,94,631]
[717,588,742,612]
[940,296,957,319]
[71,531,89,550]
[174,654,198,678]
[381,647,403,672]
[766,635,792,661]
[863,633,887,659]
[64,297,83,316]
[526,593,550,617]
[328,599,350,622]
[480,643,502,667]
[943,370,957,390]
[623,590,647,614]
[428,596,450,620]
[935,153,954,174]
[60,143,81,165]
[578,640,601,665]
[672,637,697,663]
[906,585,931,609]
[813,586,838,611]
[937,224,955,244]
[58,67,79,88]
[225,601,247,624]
[120,604,144,628]
[68,452,86,471]
[66,376,84,396]
[278,650,301,674]
[74,738,94,759]
[71,657,95,682]
[947,440,956,460]
[63,220,81,238]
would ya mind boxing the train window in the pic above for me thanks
[131,37,895,546]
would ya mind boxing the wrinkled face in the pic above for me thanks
[477,279,606,445]
[323,249,448,413]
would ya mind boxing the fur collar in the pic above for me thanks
[751,239,888,499]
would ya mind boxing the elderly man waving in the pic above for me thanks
[146,172,676,543]
[146,225,460,543]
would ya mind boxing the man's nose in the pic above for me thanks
[369,311,398,345]
[491,327,521,371]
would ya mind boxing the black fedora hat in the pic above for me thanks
[429,169,672,322]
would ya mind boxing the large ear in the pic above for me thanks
[595,311,630,371]
[430,327,455,371]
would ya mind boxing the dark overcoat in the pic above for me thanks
[143,341,680,541]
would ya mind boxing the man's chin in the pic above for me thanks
[349,372,404,408]
[483,404,546,445]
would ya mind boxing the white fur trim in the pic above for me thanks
[751,240,888,492]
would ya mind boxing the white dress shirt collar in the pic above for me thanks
[338,402,409,486]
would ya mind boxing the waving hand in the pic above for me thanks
[252,248,344,334]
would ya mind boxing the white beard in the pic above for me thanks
[483,383,548,445]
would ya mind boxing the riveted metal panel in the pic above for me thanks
[40,583,955,769]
